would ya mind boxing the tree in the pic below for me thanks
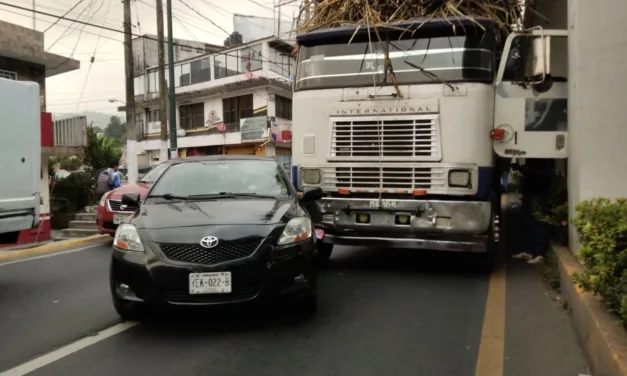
[105,116,126,141]
[83,126,123,176]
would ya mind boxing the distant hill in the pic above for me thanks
[53,111,126,131]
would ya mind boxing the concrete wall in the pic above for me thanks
[0,56,46,111]
[567,0,627,246]
[132,35,214,77]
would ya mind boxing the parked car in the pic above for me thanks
[96,164,168,235]
[109,156,322,320]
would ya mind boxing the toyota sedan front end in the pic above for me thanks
[109,156,322,320]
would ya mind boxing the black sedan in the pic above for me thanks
[109,156,323,320]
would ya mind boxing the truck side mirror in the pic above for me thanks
[528,36,553,93]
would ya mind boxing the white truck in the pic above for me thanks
[291,17,567,269]
[0,78,42,243]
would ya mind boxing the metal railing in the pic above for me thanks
[53,116,88,147]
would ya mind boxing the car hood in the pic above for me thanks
[108,182,151,199]
[135,198,303,229]
[132,198,304,243]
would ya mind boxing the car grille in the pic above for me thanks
[330,116,441,161]
[158,241,260,265]
[108,199,137,212]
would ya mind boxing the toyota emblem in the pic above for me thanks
[200,236,219,249]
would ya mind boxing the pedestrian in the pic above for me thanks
[96,169,111,199]
[109,164,121,190]
[512,158,554,264]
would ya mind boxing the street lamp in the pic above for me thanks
[108,98,126,104]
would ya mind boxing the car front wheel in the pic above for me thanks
[316,243,333,267]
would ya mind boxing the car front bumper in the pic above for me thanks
[110,238,316,307]
[311,197,496,253]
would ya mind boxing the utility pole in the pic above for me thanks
[123,0,138,182]
[156,0,168,162]
[166,0,177,159]
[32,0,35,29]
[277,1,281,37]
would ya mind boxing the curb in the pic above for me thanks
[553,244,627,376]
[0,234,111,262]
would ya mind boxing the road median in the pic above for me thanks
[0,234,111,262]
[554,244,627,376]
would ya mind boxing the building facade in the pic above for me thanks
[133,36,294,172]
[0,21,83,247]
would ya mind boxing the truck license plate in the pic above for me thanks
[368,200,396,209]
[189,272,232,294]
[113,214,130,224]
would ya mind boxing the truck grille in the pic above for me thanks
[108,199,137,212]
[159,241,259,265]
[320,166,447,191]
[330,116,441,161]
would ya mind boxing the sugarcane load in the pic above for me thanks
[291,0,569,269]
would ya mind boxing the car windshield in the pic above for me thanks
[138,163,168,183]
[295,26,496,91]
[149,159,291,198]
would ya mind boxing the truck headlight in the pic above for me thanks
[448,170,471,187]
[301,169,321,185]
[277,217,312,246]
[113,224,144,252]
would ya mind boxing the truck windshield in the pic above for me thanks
[295,28,496,91]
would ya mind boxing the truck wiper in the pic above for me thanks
[388,40,455,91]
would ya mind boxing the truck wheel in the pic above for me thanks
[317,243,333,267]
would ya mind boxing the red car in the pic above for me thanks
[96,163,168,235]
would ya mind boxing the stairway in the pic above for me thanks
[59,212,101,239]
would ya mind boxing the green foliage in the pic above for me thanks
[83,126,122,176]
[104,115,126,142]
[571,198,627,326]
[533,173,569,244]
[50,171,96,214]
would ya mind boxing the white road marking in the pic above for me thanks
[0,244,109,267]
[0,321,138,376]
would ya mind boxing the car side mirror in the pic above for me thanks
[122,192,141,207]
[300,187,323,202]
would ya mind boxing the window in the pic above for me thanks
[214,54,227,79]
[270,49,291,78]
[149,160,290,198]
[0,70,17,80]
[180,63,191,86]
[222,94,253,132]
[135,112,144,135]
[148,71,157,93]
[190,58,211,84]
[138,163,169,183]
[179,102,205,130]
[148,109,160,123]
[275,95,292,120]
[225,53,239,77]
[134,76,144,95]
[174,65,182,87]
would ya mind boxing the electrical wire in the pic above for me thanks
[177,0,230,36]
[46,0,95,51]
[42,0,86,32]
[77,0,114,111]
[0,1,291,66]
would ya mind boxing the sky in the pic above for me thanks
[0,0,300,116]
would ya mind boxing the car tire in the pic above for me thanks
[298,292,318,316]
[316,243,333,267]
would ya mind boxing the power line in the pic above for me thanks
[0,2,292,66]
[43,0,86,32]
[177,0,230,36]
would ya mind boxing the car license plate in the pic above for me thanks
[368,200,397,209]
[314,228,325,240]
[113,214,130,225]
[189,272,232,294]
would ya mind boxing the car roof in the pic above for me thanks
[163,155,276,164]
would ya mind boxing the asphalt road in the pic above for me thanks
[0,241,589,376]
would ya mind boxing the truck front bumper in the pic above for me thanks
[313,198,495,253]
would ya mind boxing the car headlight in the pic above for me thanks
[301,169,321,185]
[277,217,313,246]
[99,192,108,207]
[448,170,471,188]
[113,224,144,252]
